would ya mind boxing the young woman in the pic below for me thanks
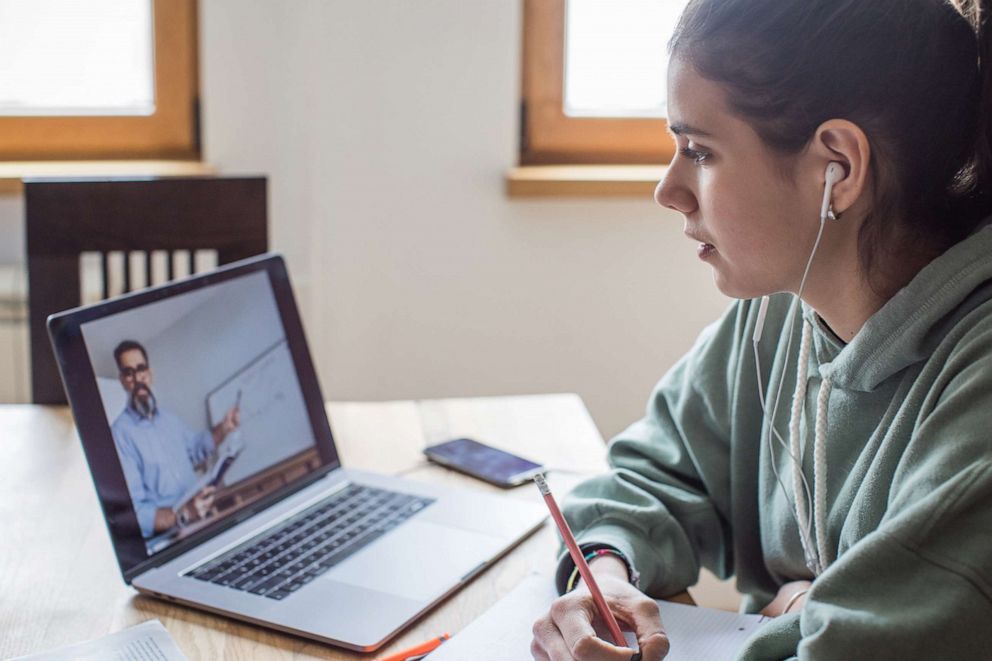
[531,1,992,659]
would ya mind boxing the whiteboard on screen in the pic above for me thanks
[206,340,316,485]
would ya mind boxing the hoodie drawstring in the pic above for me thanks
[789,319,815,570]
[789,319,833,575]
[813,374,833,572]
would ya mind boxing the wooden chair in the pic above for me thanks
[26,176,268,404]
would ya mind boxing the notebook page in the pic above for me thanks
[11,620,188,661]
[429,574,767,661]
[654,600,768,660]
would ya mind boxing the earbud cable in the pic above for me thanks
[753,212,829,575]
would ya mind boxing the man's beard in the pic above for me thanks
[130,383,158,419]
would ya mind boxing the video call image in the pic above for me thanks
[80,271,320,555]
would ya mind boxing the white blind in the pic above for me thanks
[564,0,688,118]
[0,0,154,116]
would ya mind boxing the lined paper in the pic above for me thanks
[430,574,766,661]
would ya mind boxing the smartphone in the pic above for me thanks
[423,438,544,488]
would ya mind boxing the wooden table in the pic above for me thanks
[0,394,611,659]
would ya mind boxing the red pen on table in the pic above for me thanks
[376,633,450,661]
[533,473,627,648]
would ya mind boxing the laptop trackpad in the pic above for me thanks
[322,520,504,602]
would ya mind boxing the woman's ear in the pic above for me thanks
[811,119,871,215]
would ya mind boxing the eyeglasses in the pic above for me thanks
[119,363,149,379]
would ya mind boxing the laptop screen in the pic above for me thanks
[50,256,339,580]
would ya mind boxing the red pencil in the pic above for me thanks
[377,633,450,661]
[533,473,627,647]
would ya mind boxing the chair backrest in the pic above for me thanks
[26,176,268,404]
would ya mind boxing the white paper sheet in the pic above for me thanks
[429,575,767,661]
[12,620,188,661]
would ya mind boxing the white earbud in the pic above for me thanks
[820,161,845,222]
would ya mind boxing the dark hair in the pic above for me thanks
[113,340,148,368]
[670,0,992,285]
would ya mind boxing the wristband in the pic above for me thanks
[565,548,640,593]
[781,588,810,615]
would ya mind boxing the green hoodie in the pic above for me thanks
[560,222,992,660]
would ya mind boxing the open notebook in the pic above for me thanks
[430,574,768,660]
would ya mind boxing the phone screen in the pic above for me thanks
[424,438,544,486]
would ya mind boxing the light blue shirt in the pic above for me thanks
[111,406,215,538]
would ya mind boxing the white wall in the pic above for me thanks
[199,0,729,439]
[0,194,27,403]
[0,1,730,437]
[0,195,23,264]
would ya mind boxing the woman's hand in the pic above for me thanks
[531,556,670,660]
[759,580,813,618]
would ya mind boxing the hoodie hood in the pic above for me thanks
[805,221,992,392]
[789,219,992,576]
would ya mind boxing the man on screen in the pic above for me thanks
[110,339,241,539]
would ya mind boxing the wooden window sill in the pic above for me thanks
[0,160,216,195]
[505,165,667,197]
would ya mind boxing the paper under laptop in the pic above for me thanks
[429,574,768,661]
[11,620,188,661]
[47,253,547,652]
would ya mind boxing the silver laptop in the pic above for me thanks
[48,253,546,652]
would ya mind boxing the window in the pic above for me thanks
[0,0,199,160]
[521,0,687,165]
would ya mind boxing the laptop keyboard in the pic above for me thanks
[187,483,434,600]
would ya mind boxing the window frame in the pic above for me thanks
[0,0,199,161]
[521,0,675,165]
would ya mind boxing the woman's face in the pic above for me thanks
[656,58,824,299]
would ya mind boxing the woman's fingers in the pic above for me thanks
[616,596,669,659]
[532,610,574,660]
[534,587,668,660]
[529,634,552,661]
[636,631,671,660]
[549,594,627,659]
